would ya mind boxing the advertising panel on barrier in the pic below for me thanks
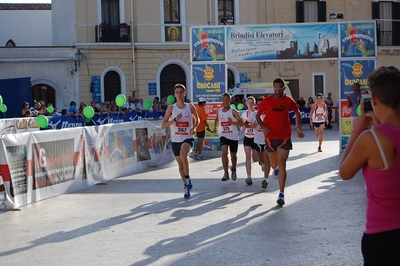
[0,121,174,209]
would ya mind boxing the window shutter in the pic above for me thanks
[372,2,380,46]
[392,2,400,46]
[296,1,305,23]
[318,1,326,22]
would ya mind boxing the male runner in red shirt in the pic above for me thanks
[256,77,305,206]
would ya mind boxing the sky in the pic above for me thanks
[0,0,51,3]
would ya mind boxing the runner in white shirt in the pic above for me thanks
[213,93,243,182]
[244,96,271,188]
[162,84,199,198]
[240,96,260,184]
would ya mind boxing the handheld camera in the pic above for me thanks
[362,94,373,116]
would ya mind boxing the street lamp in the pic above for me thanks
[74,50,84,72]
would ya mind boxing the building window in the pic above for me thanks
[164,0,180,24]
[372,1,400,46]
[218,0,234,25]
[101,0,120,26]
[313,74,325,96]
[296,0,326,23]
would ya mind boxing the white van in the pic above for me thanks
[229,82,293,99]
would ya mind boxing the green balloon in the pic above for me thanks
[83,106,95,118]
[115,94,126,107]
[36,115,48,128]
[144,99,152,110]
[167,95,175,105]
[356,105,361,116]
[230,104,236,109]
[0,104,7,113]
[47,106,54,113]
[0,95,3,107]
[237,103,244,110]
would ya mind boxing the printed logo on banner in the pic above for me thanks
[108,129,135,169]
[352,63,363,77]
[340,100,351,118]
[32,139,76,189]
[6,145,28,197]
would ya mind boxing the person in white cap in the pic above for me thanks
[190,97,211,160]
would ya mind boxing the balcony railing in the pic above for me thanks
[96,25,131,43]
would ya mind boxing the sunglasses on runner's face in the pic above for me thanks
[273,87,285,91]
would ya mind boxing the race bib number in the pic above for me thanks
[176,121,189,135]
[221,121,232,134]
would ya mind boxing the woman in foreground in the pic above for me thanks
[339,66,400,265]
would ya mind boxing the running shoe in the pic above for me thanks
[245,177,253,185]
[277,192,285,206]
[261,178,269,189]
[221,172,230,181]
[185,178,192,190]
[184,186,190,198]
[196,154,205,160]
[318,147,322,152]
[231,168,237,181]
[273,168,280,180]
[189,152,197,158]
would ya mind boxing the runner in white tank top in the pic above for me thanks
[162,84,199,199]
[170,103,193,143]
[309,93,329,152]
[213,93,243,182]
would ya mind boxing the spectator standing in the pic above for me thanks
[297,97,306,108]
[137,98,145,111]
[161,84,199,198]
[347,82,362,126]
[325,92,334,129]
[152,97,161,112]
[307,96,314,108]
[190,97,210,160]
[256,77,304,206]
[22,101,30,117]
[160,97,168,112]
[124,96,135,111]
[339,66,400,265]
[29,102,41,117]
[213,93,244,182]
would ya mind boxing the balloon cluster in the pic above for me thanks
[229,103,244,110]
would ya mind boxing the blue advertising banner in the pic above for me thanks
[226,23,339,61]
[192,64,226,102]
[91,76,101,103]
[340,60,375,99]
[339,22,376,58]
[191,27,225,62]
[45,112,165,129]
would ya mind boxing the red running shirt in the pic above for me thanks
[257,95,299,139]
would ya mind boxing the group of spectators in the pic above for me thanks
[21,100,54,117]
[21,96,174,118]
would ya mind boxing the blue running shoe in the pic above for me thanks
[277,192,285,206]
[185,178,192,190]
[273,168,280,180]
[184,186,190,198]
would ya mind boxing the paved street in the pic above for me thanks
[0,126,366,266]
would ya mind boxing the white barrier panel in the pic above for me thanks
[0,120,173,209]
